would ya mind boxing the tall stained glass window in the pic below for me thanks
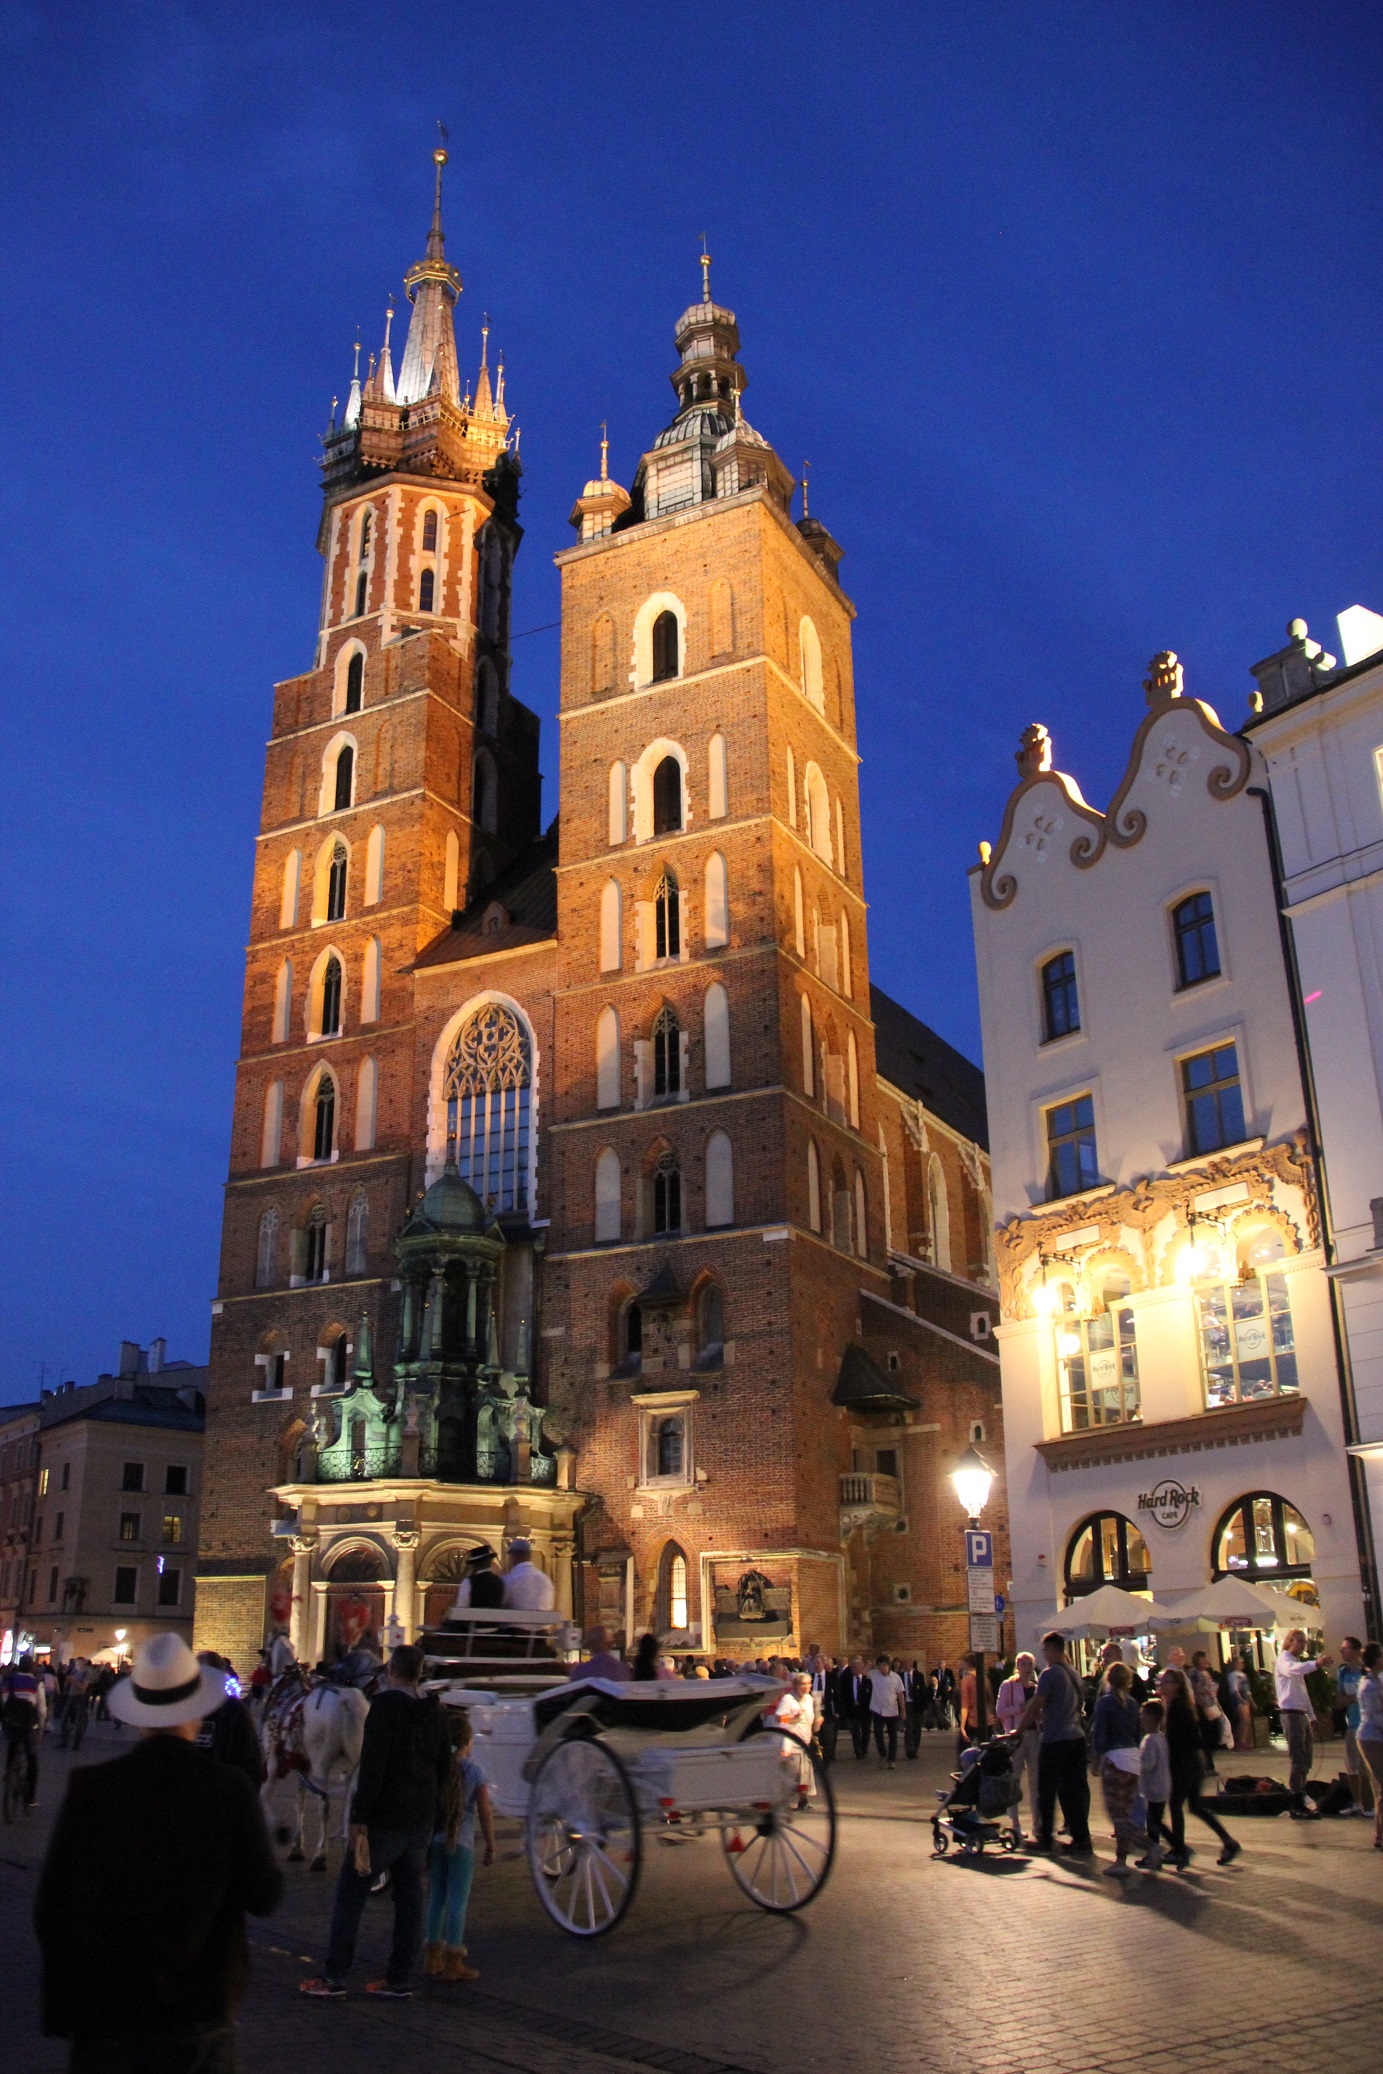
[444,1004,532,1214]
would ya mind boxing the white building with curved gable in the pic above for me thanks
[970,652,1368,1652]
[1247,606,1383,1636]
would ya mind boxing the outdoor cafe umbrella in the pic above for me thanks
[1147,1575,1293,1631]
[1051,1583,1170,1639]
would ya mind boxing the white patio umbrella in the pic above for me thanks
[1050,1583,1170,1638]
[1147,1575,1292,1631]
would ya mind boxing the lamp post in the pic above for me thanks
[951,1445,995,1744]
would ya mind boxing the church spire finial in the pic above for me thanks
[600,420,609,482]
[396,139,462,406]
[699,233,712,304]
[801,459,810,520]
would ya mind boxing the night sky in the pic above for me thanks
[1,4,1379,1402]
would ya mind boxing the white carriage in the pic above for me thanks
[423,1613,835,1937]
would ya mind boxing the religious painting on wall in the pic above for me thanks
[709,1561,793,1644]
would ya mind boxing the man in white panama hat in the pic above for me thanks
[34,1630,282,2072]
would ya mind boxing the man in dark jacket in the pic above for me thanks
[300,1643,448,2001]
[839,1656,871,1759]
[194,1653,264,1793]
[34,1631,283,2072]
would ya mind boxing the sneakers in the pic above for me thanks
[1290,1806,1322,1821]
[365,1980,413,2000]
[1217,1838,1242,1866]
[299,1978,346,2000]
[1103,1861,1133,1879]
[1134,1850,1163,1872]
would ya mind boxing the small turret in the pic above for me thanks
[569,423,631,539]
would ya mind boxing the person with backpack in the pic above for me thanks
[2,1652,45,1810]
[299,1644,450,2001]
[1017,1631,1093,1854]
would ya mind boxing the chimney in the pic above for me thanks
[149,1337,166,1374]
[117,1341,144,1379]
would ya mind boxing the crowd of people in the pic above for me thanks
[7,1607,1382,2070]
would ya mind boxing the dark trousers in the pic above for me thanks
[6,1727,38,1804]
[70,2026,237,2074]
[871,1713,899,1762]
[904,1707,924,1759]
[817,1718,838,1765]
[1168,1784,1233,1856]
[1144,1798,1168,1847]
[848,1713,869,1759]
[325,1826,428,1988]
[1037,1737,1091,1847]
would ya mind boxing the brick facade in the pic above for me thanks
[195,168,1007,1671]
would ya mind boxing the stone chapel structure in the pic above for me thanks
[193,151,1005,1672]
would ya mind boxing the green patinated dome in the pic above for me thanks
[413,1162,489,1235]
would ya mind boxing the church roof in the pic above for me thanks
[412,825,558,972]
[870,984,988,1151]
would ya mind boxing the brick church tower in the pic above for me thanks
[195,161,1004,1673]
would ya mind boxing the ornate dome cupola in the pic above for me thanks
[569,425,631,540]
[634,249,794,523]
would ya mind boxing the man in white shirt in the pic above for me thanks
[1275,1628,1334,1817]
[867,1653,905,1769]
[502,1537,556,1611]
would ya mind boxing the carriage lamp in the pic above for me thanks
[950,1445,994,1525]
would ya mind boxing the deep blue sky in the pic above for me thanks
[1,3,1379,1403]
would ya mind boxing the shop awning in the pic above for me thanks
[1147,1575,1293,1631]
[1051,1583,1170,1638]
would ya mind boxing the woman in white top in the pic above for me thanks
[774,1674,818,1801]
[1355,1641,1383,1851]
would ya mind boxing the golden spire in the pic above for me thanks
[699,233,711,304]
[599,420,609,483]
[802,459,810,520]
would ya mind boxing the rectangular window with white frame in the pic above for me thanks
[1046,1093,1098,1198]
[1181,1041,1247,1156]
[634,1392,697,1490]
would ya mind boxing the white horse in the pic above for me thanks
[261,1675,369,1870]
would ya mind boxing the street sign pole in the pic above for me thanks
[964,1528,995,1743]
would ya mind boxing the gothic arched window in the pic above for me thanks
[320,956,342,1037]
[419,567,435,614]
[333,745,354,813]
[444,1003,532,1214]
[255,1207,279,1290]
[653,1149,682,1235]
[653,1006,681,1098]
[326,843,348,922]
[305,1203,328,1281]
[655,870,680,960]
[422,509,438,552]
[344,651,363,715]
[653,755,683,834]
[651,610,679,683]
[313,1077,335,1161]
[696,1281,724,1367]
[346,1190,368,1274]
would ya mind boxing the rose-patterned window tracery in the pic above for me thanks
[444,1004,532,1214]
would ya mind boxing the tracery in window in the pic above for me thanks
[312,1076,336,1161]
[255,1207,279,1289]
[345,1190,368,1274]
[655,870,681,960]
[320,956,342,1037]
[443,1004,532,1214]
[326,843,348,922]
[653,1006,681,1098]
[653,1149,682,1234]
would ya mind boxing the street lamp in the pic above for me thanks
[950,1445,996,1744]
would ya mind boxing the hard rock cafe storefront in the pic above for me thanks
[1061,1483,1326,1673]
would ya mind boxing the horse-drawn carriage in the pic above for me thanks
[423,1612,836,1937]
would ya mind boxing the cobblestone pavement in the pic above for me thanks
[4,1724,1382,2073]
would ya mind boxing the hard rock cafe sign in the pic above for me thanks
[1137,1479,1201,1531]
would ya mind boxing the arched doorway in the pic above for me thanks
[420,1544,473,1629]
[1064,1511,1152,1601]
[324,1543,389,1660]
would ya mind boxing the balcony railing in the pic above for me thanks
[315,1446,434,1484]
[839,1472,901,1518]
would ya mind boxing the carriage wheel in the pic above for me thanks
[721,1726,836,1913]
[932,1822,949,1855]
[525,1735,641,1938]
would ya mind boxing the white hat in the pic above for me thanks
[106,1632,230,1728]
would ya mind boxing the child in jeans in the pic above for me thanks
[425,1707,495,1983]
[1135,1697,1172,1871]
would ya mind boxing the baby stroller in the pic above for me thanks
[932,1737,1024,1856]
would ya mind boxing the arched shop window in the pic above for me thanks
[1064,1511,1151,1601]
[1212,1492,1315,1593]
